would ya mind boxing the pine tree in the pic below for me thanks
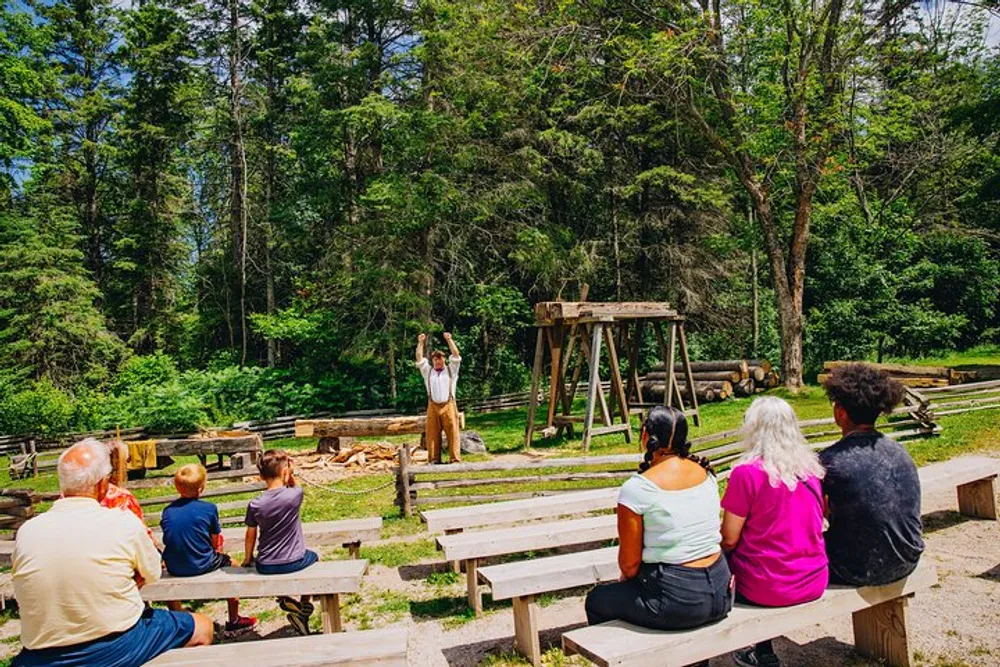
[0,180,124,387]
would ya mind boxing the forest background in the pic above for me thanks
[1,0,999,436]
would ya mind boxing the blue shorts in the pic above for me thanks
[255,549,318,575]
[13,607,195,667]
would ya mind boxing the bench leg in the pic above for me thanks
[445,528,463,573]
[320,593,342,633]
[344,541,361,559]
[957,477,998,520]
[467,558,482,616]
[852,595,912,667]
[513,595,541,667]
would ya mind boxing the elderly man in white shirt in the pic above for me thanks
[416,332,462,464]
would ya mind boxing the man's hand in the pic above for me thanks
[133,572,146,589]
[418,333,426,343]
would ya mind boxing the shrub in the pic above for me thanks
[0,380,75,435]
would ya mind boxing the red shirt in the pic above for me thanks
[102,483,154,541]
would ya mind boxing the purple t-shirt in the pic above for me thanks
[721,460,828,606]
[245,486,306,566]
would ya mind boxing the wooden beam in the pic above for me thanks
[582,323,605,452]
[524,328,546,448]
[603,326,631,441]
[534,302,678,324]
[154,435,261,457]
[296,414,464,439]
[677,322,701,427]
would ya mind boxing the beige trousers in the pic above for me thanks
[426,399,461,463]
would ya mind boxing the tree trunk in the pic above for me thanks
[229,0,247,365]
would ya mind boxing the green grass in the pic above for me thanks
[361,538,437,568]
[887,344,1000,369]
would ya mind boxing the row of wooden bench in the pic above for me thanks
[418,455,1000,667]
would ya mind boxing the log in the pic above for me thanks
[644,371,741,383]
[822,361,951,379]
[747,359,773,374]
[296,413,465,439]
[817,374,948,389]
[641,383,718,402]
[154,435,262,457]
[748,366,767,382]
[534,302,677,324]
[733,378,754,397]
[656,360,750,377]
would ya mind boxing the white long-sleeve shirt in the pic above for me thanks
[418,356,461,403]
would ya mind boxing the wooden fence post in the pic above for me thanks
[397,444,412,517]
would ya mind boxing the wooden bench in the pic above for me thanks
[139,560,367,633]
[150,517,383,559]
[562,562,938,667]
[421,486,618,534]
[917,455,1000,519]
[480,455,1000,665]
[146,627,407,666]
[438,514,616,616]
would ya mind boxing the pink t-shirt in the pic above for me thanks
[721,460,828,607]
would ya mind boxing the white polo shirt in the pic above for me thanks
[419,356,461,403]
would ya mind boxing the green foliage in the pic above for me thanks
[0,379,74,435]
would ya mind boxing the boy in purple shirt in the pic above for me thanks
[241,450,318,635]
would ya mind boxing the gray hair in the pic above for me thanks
[739,396,825,490]
[57,438,112,496]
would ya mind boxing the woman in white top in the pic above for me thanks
[585,406,732,649]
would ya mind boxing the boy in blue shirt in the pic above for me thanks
[161,464,257,633]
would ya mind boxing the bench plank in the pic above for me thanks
[146,627,407,666]
[151,518,383,550]
[562,563,937,667]
[140,561,367,602]
[420,487,618,533]
[437,515,616,562]
[480,547,619,601]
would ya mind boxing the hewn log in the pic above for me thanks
[817,374,948,389]
[534,302,677,324]
[154,435,262,457]
[822,361,951,379]
[296,414,465,439]
[655,360,750,377]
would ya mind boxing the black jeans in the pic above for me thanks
[585,555,733,631]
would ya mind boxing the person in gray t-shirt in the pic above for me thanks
[242,450,318,635]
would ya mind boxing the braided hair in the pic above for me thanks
[639,406,713,474]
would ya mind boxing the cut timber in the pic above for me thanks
[146,628,408,666]
[644,371,741,383]
[817,374,948,389]
[534,302,677,324]
[747,359,772,374]
[748,366,767,382]
[295,413,464,438]
[656,360,749,376]
[154,435,262,457]
[822,361,951,379]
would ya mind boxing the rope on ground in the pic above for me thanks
[297,473,397,496]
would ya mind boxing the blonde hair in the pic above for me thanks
[739,396,825,490]
[174,463,207,498]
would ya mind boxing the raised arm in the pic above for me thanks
[443,332,460,358]
[415,333,426,364]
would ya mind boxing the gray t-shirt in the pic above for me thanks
[245,486,306,566]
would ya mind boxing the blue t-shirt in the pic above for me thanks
[161,498,222,576]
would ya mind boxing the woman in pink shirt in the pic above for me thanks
[721,396,828,667]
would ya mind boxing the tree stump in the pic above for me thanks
[317,437,342,454]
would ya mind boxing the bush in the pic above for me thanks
[0,380,75,435]
[110,352,178,394]
[130,382,209,433]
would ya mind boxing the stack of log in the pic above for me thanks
[0,489,58,536]
[640,359,780,403]
[818,361,979,388]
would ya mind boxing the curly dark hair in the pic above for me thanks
[823,363,905,425]
[639,406,713,474]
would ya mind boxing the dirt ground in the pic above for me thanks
[1,459,998,666]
